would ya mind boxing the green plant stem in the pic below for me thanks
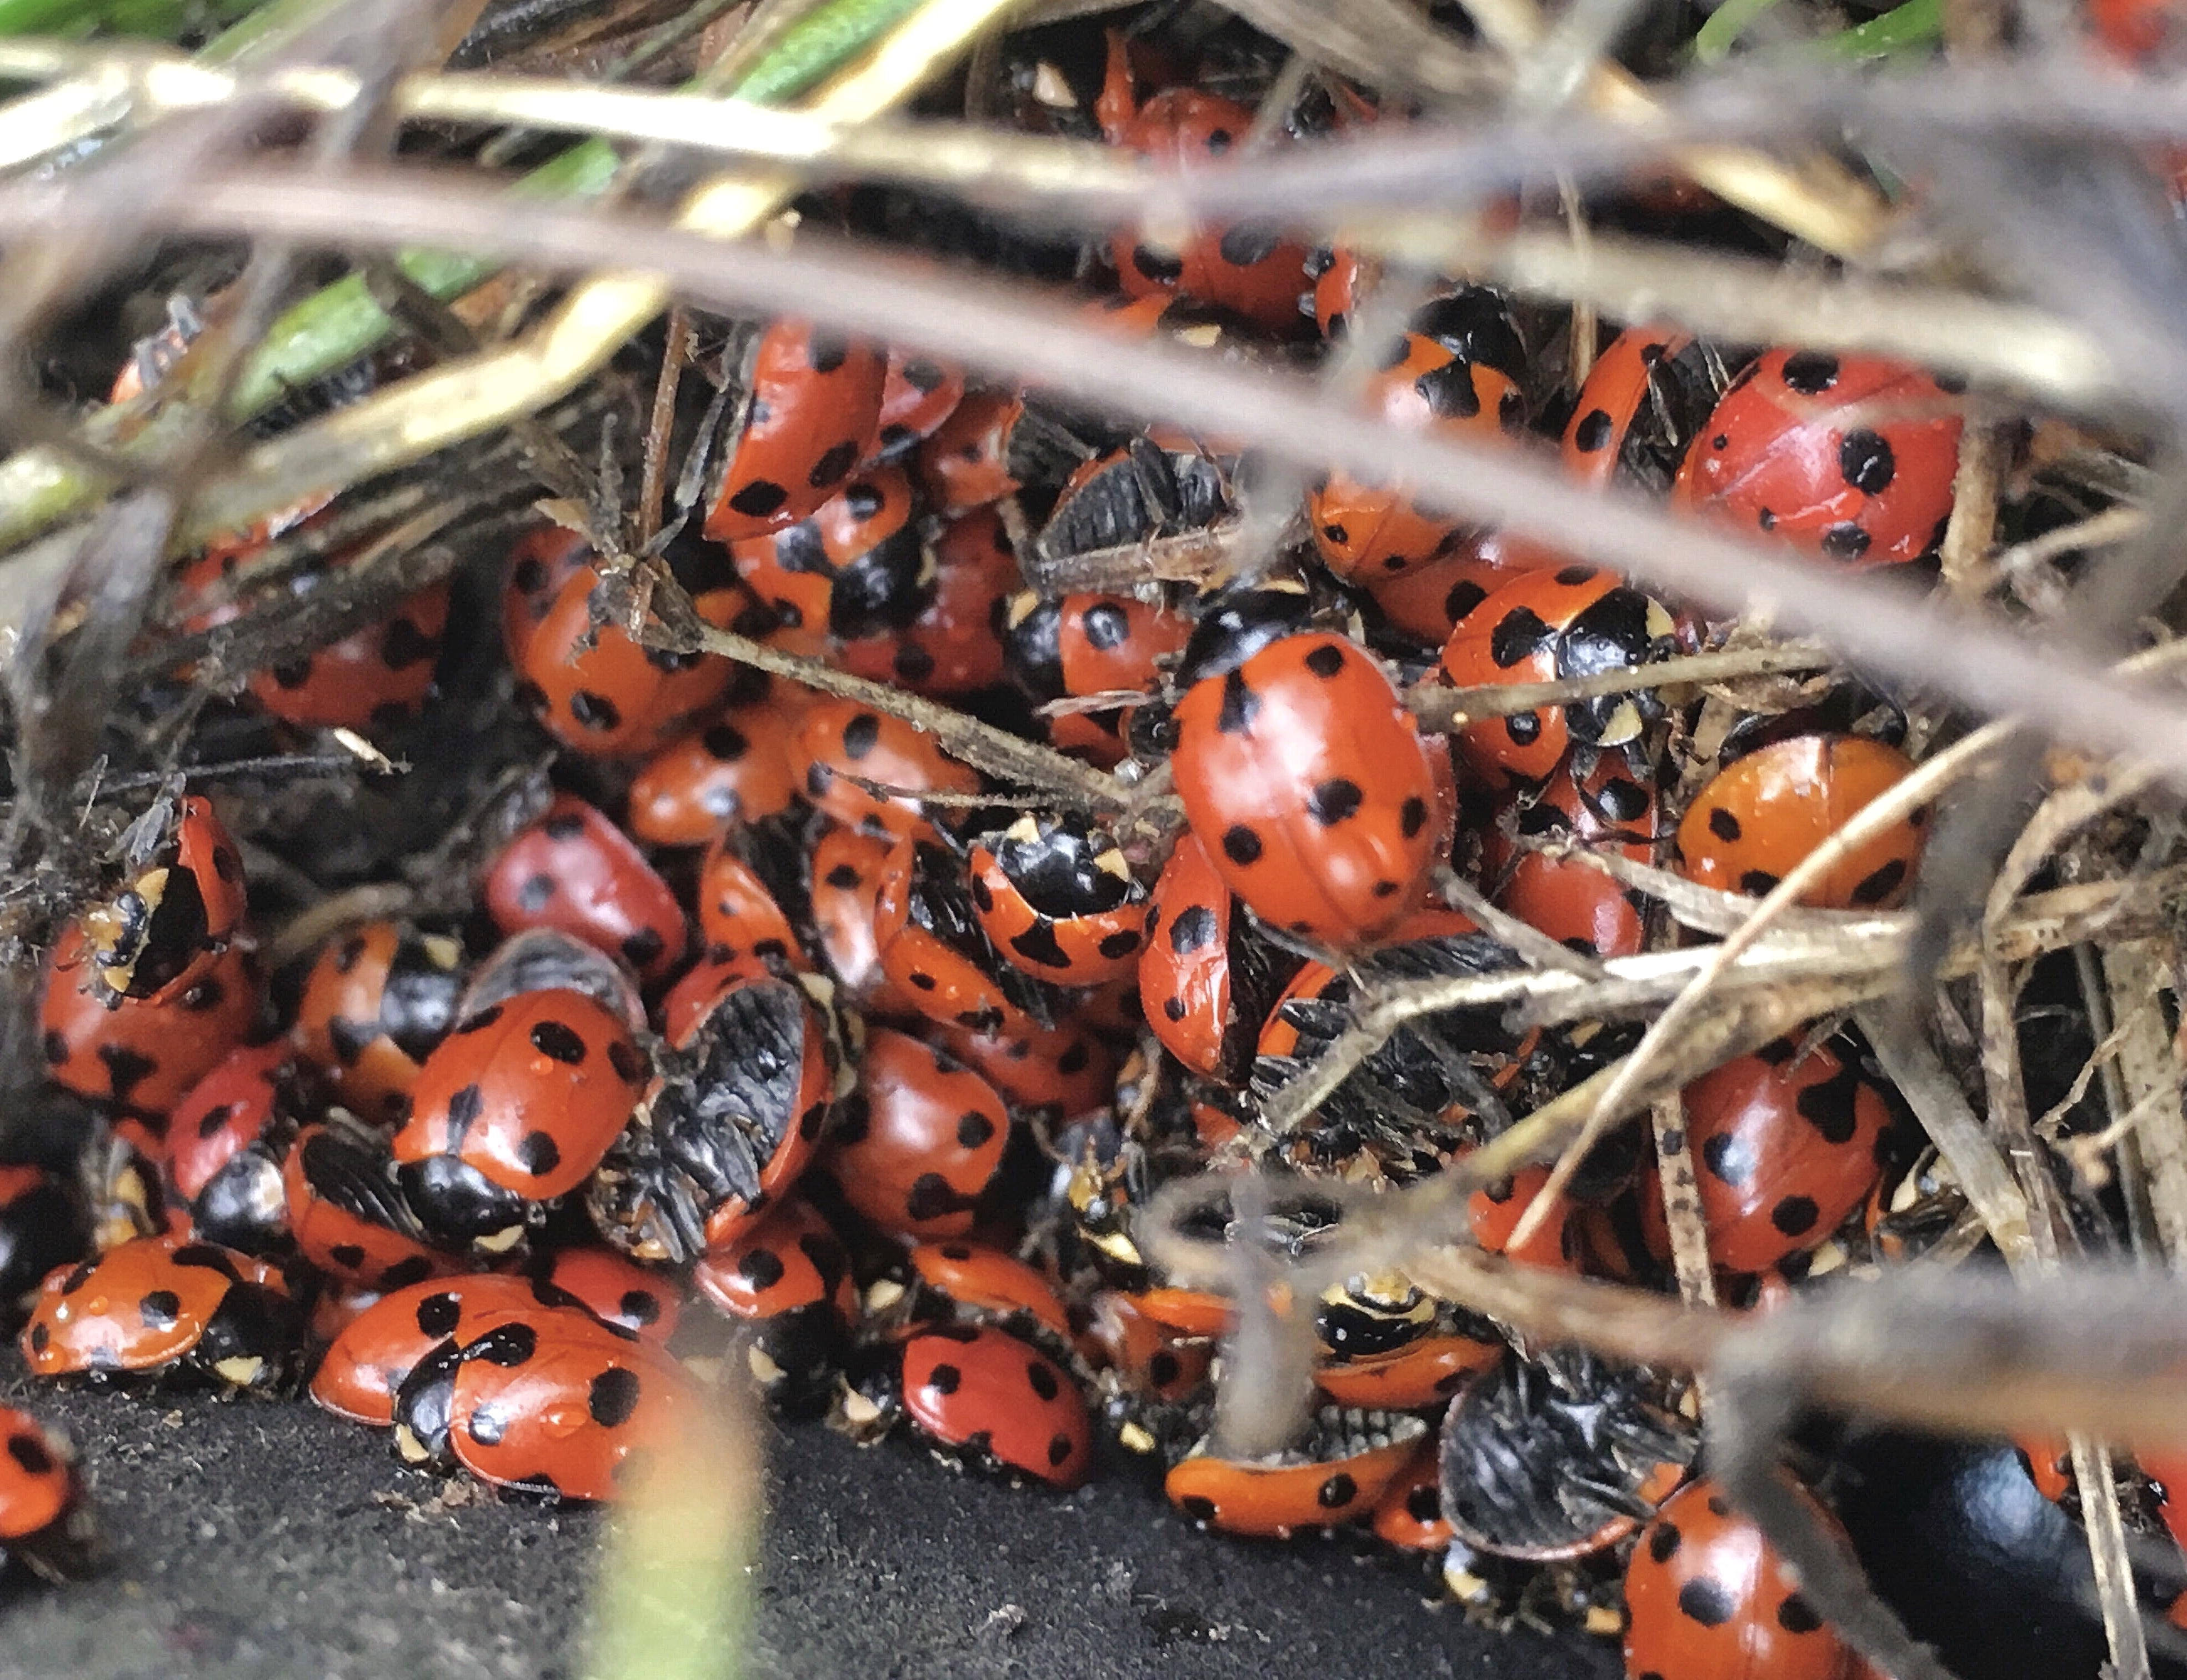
[1693,0,1785,62]
[1819,0,1944,57]
[0,0,934,551]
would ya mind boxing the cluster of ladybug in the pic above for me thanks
[4,18,2175,1680]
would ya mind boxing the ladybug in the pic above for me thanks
[536,1247,680,1344]
[902,1239,1077,1351]
[1081,1289,1212,1404]
[20,1236,300,1390]
[1251,921,1532,1165]
[1095,34,1312,333]
[1313,1281,1502,1409]
[1676,734,1925,908]
[1438,1347,1694,1560]
[1308,246,1373,338]
[898,1323,1093,1489]
[1363,538,1545,647]
[872,350,965,462]
[1561,326,1731,492]
[1624,1478,1858,1680]
[625,687,804,847]
[938,1018,1114,1125]
[1372,1442,1455,1552]
[824,1027,1012,1239]
[1467,1164,1582,1272]
[516,561,747,758]
[42,927,261,1118]
[393,987,647,1253]
[1662,1038,1892,1275]
[1675,348,1962,568]
[392,1306,695,1502]
[965,815,1147,984]
[873,837,1053,1038]
[795,698,980,841]
[1004,588,1190,763]
[164,1040,297,1253]
[310,1271,587,1426]
[692,1197,854,1409]
[1309,290,1530,583]
[727,466,933,645]
[1034,437,1232,575]
[0,1406,92,1581]
[502,524,594,658]
[589,974,842,1264]
[484,794,689,983]
[807,823,914,1012]
[284,1119,453,1291]
[456,928,646,1037]
[78,793,247,1008]
[1172,628,1440,948]
[1479,755,1658,959]
[1138,829,1300,1084]
[915,389,1094,514]
[838,506,1021,697]
[1166,1409,1429,1538]
[293,921,465,1125]
[1440,566,1682,787]
[694,834,804,975]
[704,321,889,543]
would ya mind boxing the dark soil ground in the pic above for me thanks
[0,1358,1619,1680]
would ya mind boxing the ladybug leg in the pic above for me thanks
[1708,1356,1962,1680]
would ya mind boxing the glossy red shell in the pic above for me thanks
[1138,832,1243,1080]
[484,794,688,982]
[693,838,802,973]
[164,1041,293,1203]
[839,506,1020,697]
[825,1027,1010,1239]
[293,921,464,1125]
[625,693,802,846]
[312,1273,572,1426]
[808,824,914,1013]
[1675,349,1961,569]
[1482,756,1658,959]
[518,564,742,758]
[705,321,888,543]
[1172,633,1438,948]
[908,1241,1073,1342]
[1165,1432,1421,1538]
[395,988,645,1201]
[283,1125,453,1290]
[542,1247,680,1343]
[900,1324,1092,1489]
[1676,734,1924,909]
[795,698,979,841]
[0,1405,78,1547]
[20,1236,273,1375]
[42,928,260,1118]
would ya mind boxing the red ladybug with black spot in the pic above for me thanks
[1675,348,1963,568]
[311,1271,588,1426]
[589,973,843,1264]
[21,1235,300,1390]
[900,1239,1078,1357]
[1372,1442,1456,1552]
[874,837,1054,1039]
[705,321,889,543]
[1562,326,1732,492]
[1138,829,1300,1084]
[1094,36,1312,334]
[164,1039,298,1253]
[393,987,646,1254]
[693,1197,855,1409]
[484,794,689,983]
[692,832,805,981]
[42,927,262,1119]
[284,1118,454,1291]
[1167,1411,1428,1538]
[1082,1289,1212,1405]
[898,1322,1093,1489]
[871,349,965,462]
[537,1247,680,1344]
[1310,290,1530,583]
[0,1406,92,1581]
[808,823,917,1013]
[625,685,804,847]
[1363,537,1547,646]
[795,698,980,842]
[1676,733,1925,909]
[392,1306,695,1502]
[965,814,1147,984]
[77,793,247,1010]
[1440,566,1682,787]
[502,524,594,658]
[293,921,466,1125]
[728,466,933,646]
[1480,755,1659,959]
[840,505,1020,697]
[1467,1164,1582,1273]
[914,388,1094,514]
[1624,1477,1859,1680]
[1664,1037,1891,1276]
[1172,611,1442,949]
[825,1027,1011,1239]
[1004,588,1189,763]
[517,561,748,758]
[939,1018,1114,1126]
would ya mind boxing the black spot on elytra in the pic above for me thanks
[1649,1521,1681,1563]
[1317,1472,1358,1508]
[1082,603,1129,650]
[7,1433,54,1476]
[1489,606,1554,669]
[1779,352,1840,395]
[825,863,862,890]
[728,480,789,520]
[1707,807,1743,843]
[517,874,555,913]
[518,1132,562,1177]
[1573,409,1613,452]
[443,1083,485,1148]
[622,929,667,969]
[1027,1360,1060,1401]
[1795,1066,1863,1144]
[1049,1434,1075,1466]
[569,691,623,732]
[1168,904,1218,954]
[1221,827,1262,867]
[1838,428,1895,494]
[739,1247,786,1289]
[1778,1595,1824,1633]
[1850,858,1907,905]
[530,1020,587,1064]
[1678,1578,1738,1627]
[330,1244,367,1272]
[841,713,880,759]
[1098,929,1140,959]
[1771,1195,1820,1236]
[1820,522,1871,561]
[955,1112,997,1149]
[416,1293,462,1338]
[1308,779,1363,826]
[925,1361,963,1396]
[139,1289,181,1331]
[1700,1131,1755,1187]
[589,1365,642,1428]
[1739,870,1781,895]
[1303,643,1347,679]
[1132,245,1183,283]
[1217,221,1282,267]
[1215,669,1260,736]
